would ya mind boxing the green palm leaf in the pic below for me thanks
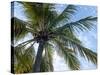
[12,17,29,41]
[55,35,97,65]
[56,16,97,33]
[54,39,80,70]
[49,5,77,29]
[14,41,35,73]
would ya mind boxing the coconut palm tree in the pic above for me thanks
[11,2,97,73]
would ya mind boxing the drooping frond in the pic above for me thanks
[14,42,35,73]
[55,35,97,65]
[54,39,80,70]
[66,52,80,70]
[12,17,29,41]
[52,15,97,65]
[77,46,97,64]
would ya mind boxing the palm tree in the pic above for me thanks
[11,2,97,73]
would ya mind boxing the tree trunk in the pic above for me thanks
[33,40,45,72]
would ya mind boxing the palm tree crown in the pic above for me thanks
[11,1,97,73]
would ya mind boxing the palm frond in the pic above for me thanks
[57,16,97,33]
[14,41,35,73]
[43,5,57,30]
[54,25,81,44]
[20,2,57,32]
[19,2,45,31]
[55,35,97,65]
[12,17,29,41]
[66,51,80,70]
[54,39,80,70]
[15,38,35,47]
[49,5,77,29]
[19,2,43,19]
[78,46,97,64]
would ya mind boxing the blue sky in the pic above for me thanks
[13,2,97,71]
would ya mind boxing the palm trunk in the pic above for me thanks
[33,40,45,72]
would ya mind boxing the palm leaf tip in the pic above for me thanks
[79,48,97,64]
[65,53,80,70]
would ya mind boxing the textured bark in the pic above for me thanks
[33,40,45,72]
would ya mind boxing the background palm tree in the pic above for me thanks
[11,2,97,73]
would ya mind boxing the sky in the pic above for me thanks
[12,2,97,71]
